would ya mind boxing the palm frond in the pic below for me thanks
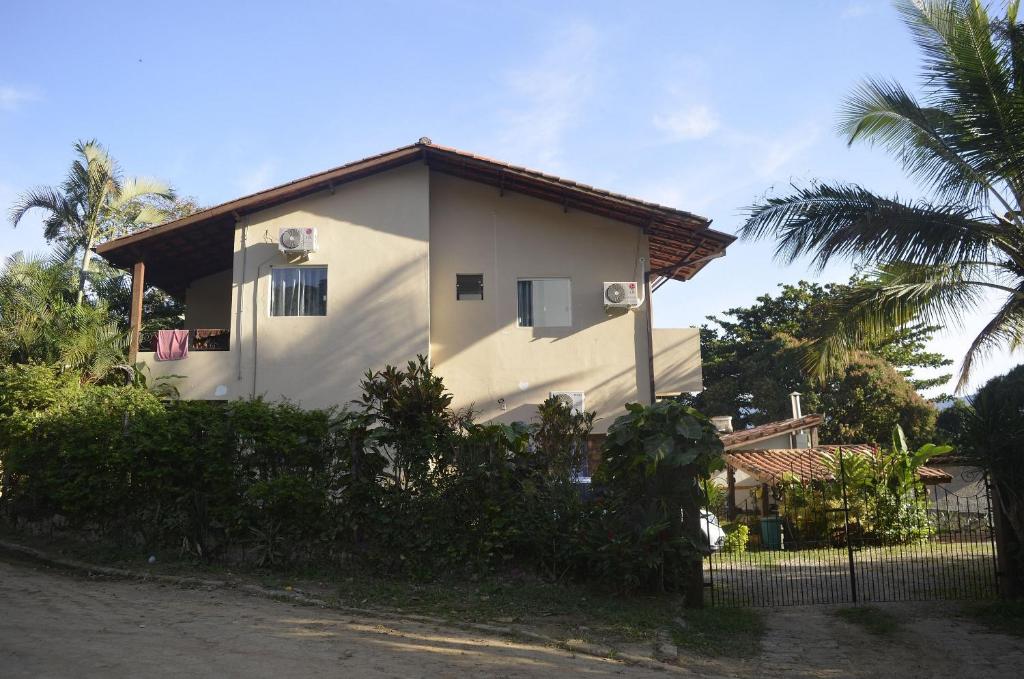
[75,139,115,178]
[113,177,175,206]
[130,204,169,226]
[958,290,1024,389]
[797,261,987,383]
[9,186,77,229]
[897,1,1024,197]
[741,183,998,269]
[994,0,1024,89]
[839,77,997,208]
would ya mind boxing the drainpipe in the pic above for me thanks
[643,265,656,404]
[251,253,278,398]
[235,217,248,380]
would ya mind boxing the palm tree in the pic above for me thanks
[9,139,174,306]
[741,0,1024,390]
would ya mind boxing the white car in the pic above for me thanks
[700,510,725,552]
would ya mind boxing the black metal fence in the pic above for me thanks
[704,450,998,607]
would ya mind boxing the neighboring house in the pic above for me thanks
[710,393,951,517]
[96,139,734,433]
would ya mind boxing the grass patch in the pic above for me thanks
[834,606,901,636]
[671,607,764,658]
[962,600,1024,638]
[0,526,677,648]
[328,573,679,646]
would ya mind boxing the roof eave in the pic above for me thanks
[95,141,736,287]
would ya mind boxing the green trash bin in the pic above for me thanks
[760,517,784,550]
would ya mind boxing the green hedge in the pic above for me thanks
[0,361,723,593]
[0,362,595,576]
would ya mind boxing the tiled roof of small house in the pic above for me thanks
[724,445,953,485]
[718,414,824,450]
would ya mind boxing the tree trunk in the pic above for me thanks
[993,481,1024,598]
[76,240,94,306]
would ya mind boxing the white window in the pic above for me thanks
[270,266,327,317]
[517,278,571,327]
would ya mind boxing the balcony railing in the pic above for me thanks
[140,329,230,353]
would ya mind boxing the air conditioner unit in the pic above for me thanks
[278,227,318,254]
[603,281,640,308]
[549,390,585,415]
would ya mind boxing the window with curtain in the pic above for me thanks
[517,277,571,327]
[270,267,327,317]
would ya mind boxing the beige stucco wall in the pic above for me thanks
[730,433,796,451]
[140,162,702,421]
[727,427,819,451]
[184,269,232,329]
[138,351,235,400]
[652,328,702,395]
[140,162,431,408]
[236,162,431,409]
[427,172,652,434]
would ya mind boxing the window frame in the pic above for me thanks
[456,273,484,301]
[268,265,329,318]
[516,277,572,328]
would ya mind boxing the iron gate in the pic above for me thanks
[703,449,999,607]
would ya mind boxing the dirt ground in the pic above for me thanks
[0,558,674,678]
[3,557,1024,678]
[758,602,1024,679]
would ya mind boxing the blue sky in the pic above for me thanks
[0,0,1016,394]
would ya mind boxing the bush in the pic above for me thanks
[965,365,1024,594]
[0,360,601,579]
[590,401,724,595]
[721,523,749,554]
[0,358,734,596]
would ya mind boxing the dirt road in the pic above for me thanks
[4,555,1024,678]
[0,559,686,678]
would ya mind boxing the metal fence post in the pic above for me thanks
[703,479,715,607]
[838,447,858,604]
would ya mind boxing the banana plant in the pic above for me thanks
[881,425,954,496]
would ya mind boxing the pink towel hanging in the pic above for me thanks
[155,329,189,361]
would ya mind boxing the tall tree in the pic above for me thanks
[88,195,202,332]
[693,281,944,446]
[9,140,174,305]
[741,0,1024,390]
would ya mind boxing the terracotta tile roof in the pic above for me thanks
[718,414,824,450]
[725,445,953,485]
[95,139,735,296]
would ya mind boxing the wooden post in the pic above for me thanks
[128,261,145,363]
[643,269,656,404]
[760,483,771,517]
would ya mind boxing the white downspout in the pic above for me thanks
[235,217,248,381]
